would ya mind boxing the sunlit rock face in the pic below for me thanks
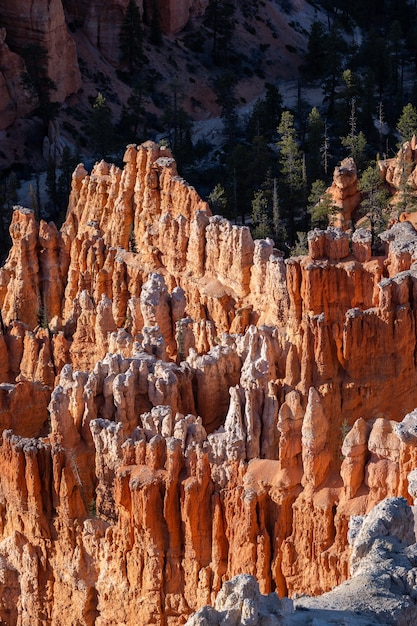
[186,497,417,626]
[1,142,417,623]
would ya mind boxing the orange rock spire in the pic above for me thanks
[0,143,417,623]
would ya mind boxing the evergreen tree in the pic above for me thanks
[321,120,331,177]
[88,93,114,159]
[161,79,193,167]
[291,231,309,256]
[308,179,336,229]
[21,44,59,132]
[320,26,348,118]
[395,145,417,214]
[397,103,417,143]
[306,107,325,182]
[246,83,283,142]
[340,98,368,171]
[357,29,391,99]
[277,110,305,243]
[251,189,271,240]
[272,177,286,247]
[208,183,228,215]
[223,139,275,224]
[388,20,405,95]
[120,0,143,75]
[302,21,329,79]
[359,164,390,245]
[377,101,387,156]
[204,0,236,65]
[119,82,149,143]
[214,72,240,149]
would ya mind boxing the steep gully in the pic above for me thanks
[1,142,417,624]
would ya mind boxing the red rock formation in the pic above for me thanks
[151,0,210,34]
[79,0,210,64]
[326,157,362,229]
[1,142,417,623]
[0,0,81,104]
[0,28,36,130]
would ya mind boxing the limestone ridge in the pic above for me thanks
[1,142,417,622]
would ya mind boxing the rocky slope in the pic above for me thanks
[1,142,417,624]
[0,0,319,168]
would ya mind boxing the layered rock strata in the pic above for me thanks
[1,142,417,623]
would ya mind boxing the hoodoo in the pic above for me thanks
[1,143,417,623]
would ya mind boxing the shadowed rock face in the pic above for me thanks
[0,28,37,130]
[0,0,81,103]
[0,0,208,114]
[1,142,417,623]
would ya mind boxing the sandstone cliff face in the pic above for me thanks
[76,0,209,64]
[1,142,417,623]
[326,157,361,229]
[0,28,36,130]
[0,0,81,103]
[186,498,417,626]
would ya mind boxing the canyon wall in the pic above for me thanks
[0,0,81,103]
[0,28,36,130]
[70,0,209,65]
[0,0,209,127]
[0,142,417,624]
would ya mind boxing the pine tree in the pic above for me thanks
[308,179,335,229]
[120,0,143,75]
[340,98,368,172]
[396,146,417,214]
[306,107,325,183]
[161,79,193,167]
[277,110,305,243]
[377,101,386,156]
[119,82,149,143]
[214,71,239,148]
[397,103,417,143]
[246,83,283,142]
[321,120,331,177]
[208,183,228,215]
[251,189,271,240]
[88,93,114,159]
[21,44,60,133]
[388,20,404,94]
[302,21,329,79]
[204,0,236,65]
[359,164,390,245]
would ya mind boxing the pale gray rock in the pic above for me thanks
[185,574,292,625]
[296,497,417,625]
